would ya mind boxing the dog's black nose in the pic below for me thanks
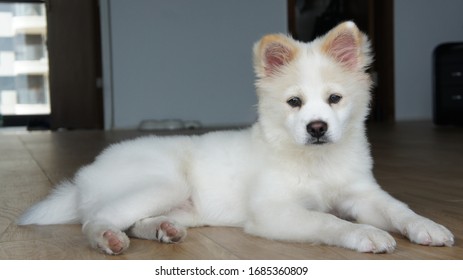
[307,121,328,138]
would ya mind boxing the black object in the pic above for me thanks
[312,0,349,40]
[2,114,50,130]
[433,43,463,125]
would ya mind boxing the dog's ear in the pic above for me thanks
[254,34,298,77]
[321,21,372,71]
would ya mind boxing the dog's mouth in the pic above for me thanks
[313,140,327,145]
[307,137,330,145]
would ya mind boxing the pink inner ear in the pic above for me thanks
[264,42,291,75]
[329,32,358,69]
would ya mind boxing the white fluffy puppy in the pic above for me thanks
[19,22,454,255]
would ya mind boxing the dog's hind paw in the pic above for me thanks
[127,216,187,243]
[97,230,130,255]
[157,221,187,243]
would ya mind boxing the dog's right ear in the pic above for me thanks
[253,34,298,78]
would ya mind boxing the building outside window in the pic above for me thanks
[0,2,49,119]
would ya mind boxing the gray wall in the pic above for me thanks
[100,0,286,129]
[394,0,463,121]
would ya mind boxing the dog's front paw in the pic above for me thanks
[345,225,396,253]
[403,218,454,247]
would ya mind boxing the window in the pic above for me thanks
[0,1,49,120]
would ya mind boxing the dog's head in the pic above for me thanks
[253,21,373,148]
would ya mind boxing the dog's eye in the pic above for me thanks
[328,94,342,105]
[287,97,302,108]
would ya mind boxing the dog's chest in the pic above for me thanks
[262,155,356,211]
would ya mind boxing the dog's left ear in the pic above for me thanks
[321,21,372,71]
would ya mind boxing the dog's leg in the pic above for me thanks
[127,216,187,243]
[80,180,193,254]
[245,201,397,253]
[340,186,454,247]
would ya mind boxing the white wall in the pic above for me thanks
[100,0,286,129]
[394,0,463,121]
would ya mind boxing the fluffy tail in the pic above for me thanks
[17,181,80,225]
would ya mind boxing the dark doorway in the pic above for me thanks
[47,0,103,129]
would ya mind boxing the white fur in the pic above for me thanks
[18,22,453,255]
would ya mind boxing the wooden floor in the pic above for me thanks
[0,121,461,259]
